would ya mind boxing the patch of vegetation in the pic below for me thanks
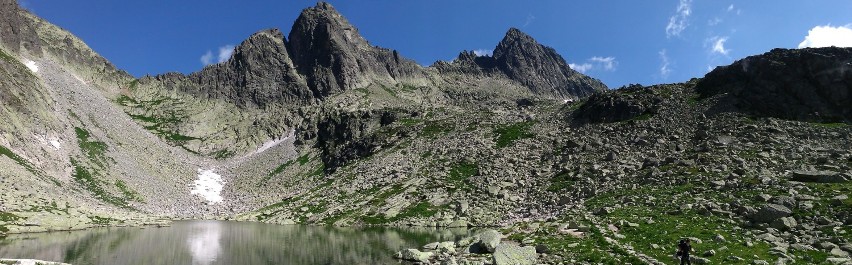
[70,159,133,209]
[89,215,122,225]
[128,79,139,90]
[75,127,110,167]
[446,162,478,192]
[255,199,293,221]
[209,149,235,159]
[398,118,422,126]
[297,154,311,165]
[396,201,445,220]
[367,184,405,207]
[297,202,328,223]
[687,94,702,106]
[493,121,536,148]
[115,95,138,105]
[26,200,69,214]
[629,112,654,121]
[0,48,16,63]
[323,209,357,225]
[420,120,454,138]
[361,201,446,225]
[0,145,59,186]
[0,212,22,222]
[381,85,398,97]
[546,172,575,192]
[115,180,143,202]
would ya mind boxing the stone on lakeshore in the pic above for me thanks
[493,243,537,265]
[394,248,434,263]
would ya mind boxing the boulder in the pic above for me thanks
[770,216,797,231]
[493,243,537,265]
[394,248,434,263]
[791,170,848,183]
[474,229,503,253]
[751,204,792,223]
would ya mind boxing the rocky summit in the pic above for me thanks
[0,1,851,265]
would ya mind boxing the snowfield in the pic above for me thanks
[190,169,224,204]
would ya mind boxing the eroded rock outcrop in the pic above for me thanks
[697,47,852,123]
[573,84,664,123]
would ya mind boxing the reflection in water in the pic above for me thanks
[0,221,471,265]
[187,221,222,265]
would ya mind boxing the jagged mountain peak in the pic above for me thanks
[496,27,537,49]
[290,1,369,48]
[491,27,607,99]
[286,1,423,96]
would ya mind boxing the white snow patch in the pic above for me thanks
[190,169,224,204]
[49,139,61,149]
[24,60,38,73]
[249,129,295,156]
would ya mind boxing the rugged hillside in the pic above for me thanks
[1,1,851,264]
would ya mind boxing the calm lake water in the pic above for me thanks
[0,220,471,265]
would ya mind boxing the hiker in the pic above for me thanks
[677,239,692,265]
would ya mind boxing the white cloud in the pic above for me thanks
[200,51,214,65]
[666,0,692,38]
[709,36,730,56]
[200,44,235,66]
[569,56,618,73]
[659,49,672,79]
[473,49,492,56]
[217,45,235,63]
[727,4,734,12]
[708,17,722,26]
[590,56,617,71]
[569,63,593,73]
[798,25,852,48]
[523,13,536,27]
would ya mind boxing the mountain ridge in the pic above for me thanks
[1,1,851,264]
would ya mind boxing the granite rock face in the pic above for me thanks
[0,0,41,55]
[288,2,424,97]
[574,84,664,123]
[697,47,852,123]
[145,29,312,107]
[493,28,607,99]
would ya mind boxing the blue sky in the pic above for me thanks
[22,0,852,88]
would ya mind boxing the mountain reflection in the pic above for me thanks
[0,221,470,265]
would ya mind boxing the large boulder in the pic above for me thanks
[791,170,848,183]
[474,229,504,253]
[696,47,852,123]
[493,243,538,265]
[394,248,434,263]
[751,204,793,223]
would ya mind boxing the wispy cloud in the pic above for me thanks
[473,49,492,56]
[523,13,536,28]
[590,56,617,71]
[200,45,235,66]
[569,56,618,73]
[569,63,593,73]
[708,17,722,26]
[666,0,692,38]
[708,36,730,56]
[659,49,672,79]
[798,25,852,48]
[727,4,734,12]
